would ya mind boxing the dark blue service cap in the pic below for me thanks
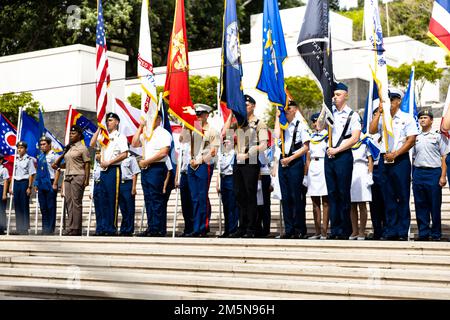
[106,112,120,122]
[310,112,320,122]
[244,94,256,105]
[418,109,433,119]
[16,141,27,148]
[334,82,348,92]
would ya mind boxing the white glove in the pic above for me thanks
[302,175,308,187]
[366,173,374,187]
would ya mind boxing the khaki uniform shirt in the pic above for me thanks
[64,141,90,175]
[234,116,269,157]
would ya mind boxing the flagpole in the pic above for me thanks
[216,83,223,236]
[60,105,73,236]
[7,106,23,236]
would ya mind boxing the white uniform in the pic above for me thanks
[307,130,328,196]
[350,137,372,202]
[100,130,128,170]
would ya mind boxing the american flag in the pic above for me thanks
[96,0,110,146]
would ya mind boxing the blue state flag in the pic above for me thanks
[21,111,65,159]
[38,108,65,155]
[220,0,247,126]
[400,67,419,128]
[256,0,288,129]
[20,111,40,158]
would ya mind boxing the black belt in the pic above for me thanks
[14,179,28,182]
[415,166,438,170]
[121,179,132,183]
[312,157,323,161]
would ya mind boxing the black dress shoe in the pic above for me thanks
[0,230,5,235]
[380,235,398,240]
[242,233,255,238]
[136,231,151,237]
[218,233,229,238]
[119,232,133,237]
[93,232,105,236]
[327,234,339,240]
[398,236,408,241]
[280,233,294,239]
[229,231,246,238]
[296,233,307,239]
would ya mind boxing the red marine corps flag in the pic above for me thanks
[163,0,201,135]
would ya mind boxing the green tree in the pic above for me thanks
[264,76,322,129]
[388,60,444,107]
[1,1,305,78]
[0,92,40,125]
[127,75,218,111]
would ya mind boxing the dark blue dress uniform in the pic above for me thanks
[13,148,36,234]
[140,126,172,236]
[0,158,10,235]
[98,129,128,235]
[279,113,311,238]
[179,142,193,235]
[412,112,448,241]
[186,122,218,237]
[119,155,140,235]
[219,146,239,237]
[376,109,419,240]
[325,104,361,239]
[34,150,58,234]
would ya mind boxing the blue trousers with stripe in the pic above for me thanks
[279,158,307,236]
[119,180,136,234]
[141,163,167,234]
[380,153,411,238]
[37,182,57,234]
[13,179,30,234]
[220,174,239,235]
[180,172,194,234]
[412,167,442,239]
[188,163,214,235]
[99,166,121,234]
[324,150,353,238]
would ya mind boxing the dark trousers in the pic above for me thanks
[220,174,239,235]
[324,150,353,238]
[93,181,103,234]
[180,172,193,234]
[233,164,260,235]
[13,179,30,233]
[37,182,57,234]
[412,167,442,239]
[380,153,411,238]
[369,164,386,239]
[279,158,306,236]
[0,185,6,232]
[141,163,167,234]
[188,164,214,235]
[119,180,135,234]
[99,166,121,234]
[256,174,272,236]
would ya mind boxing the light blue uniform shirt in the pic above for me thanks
[120,156,141,181]
[14,154,36,180]
[412,130,448,168]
